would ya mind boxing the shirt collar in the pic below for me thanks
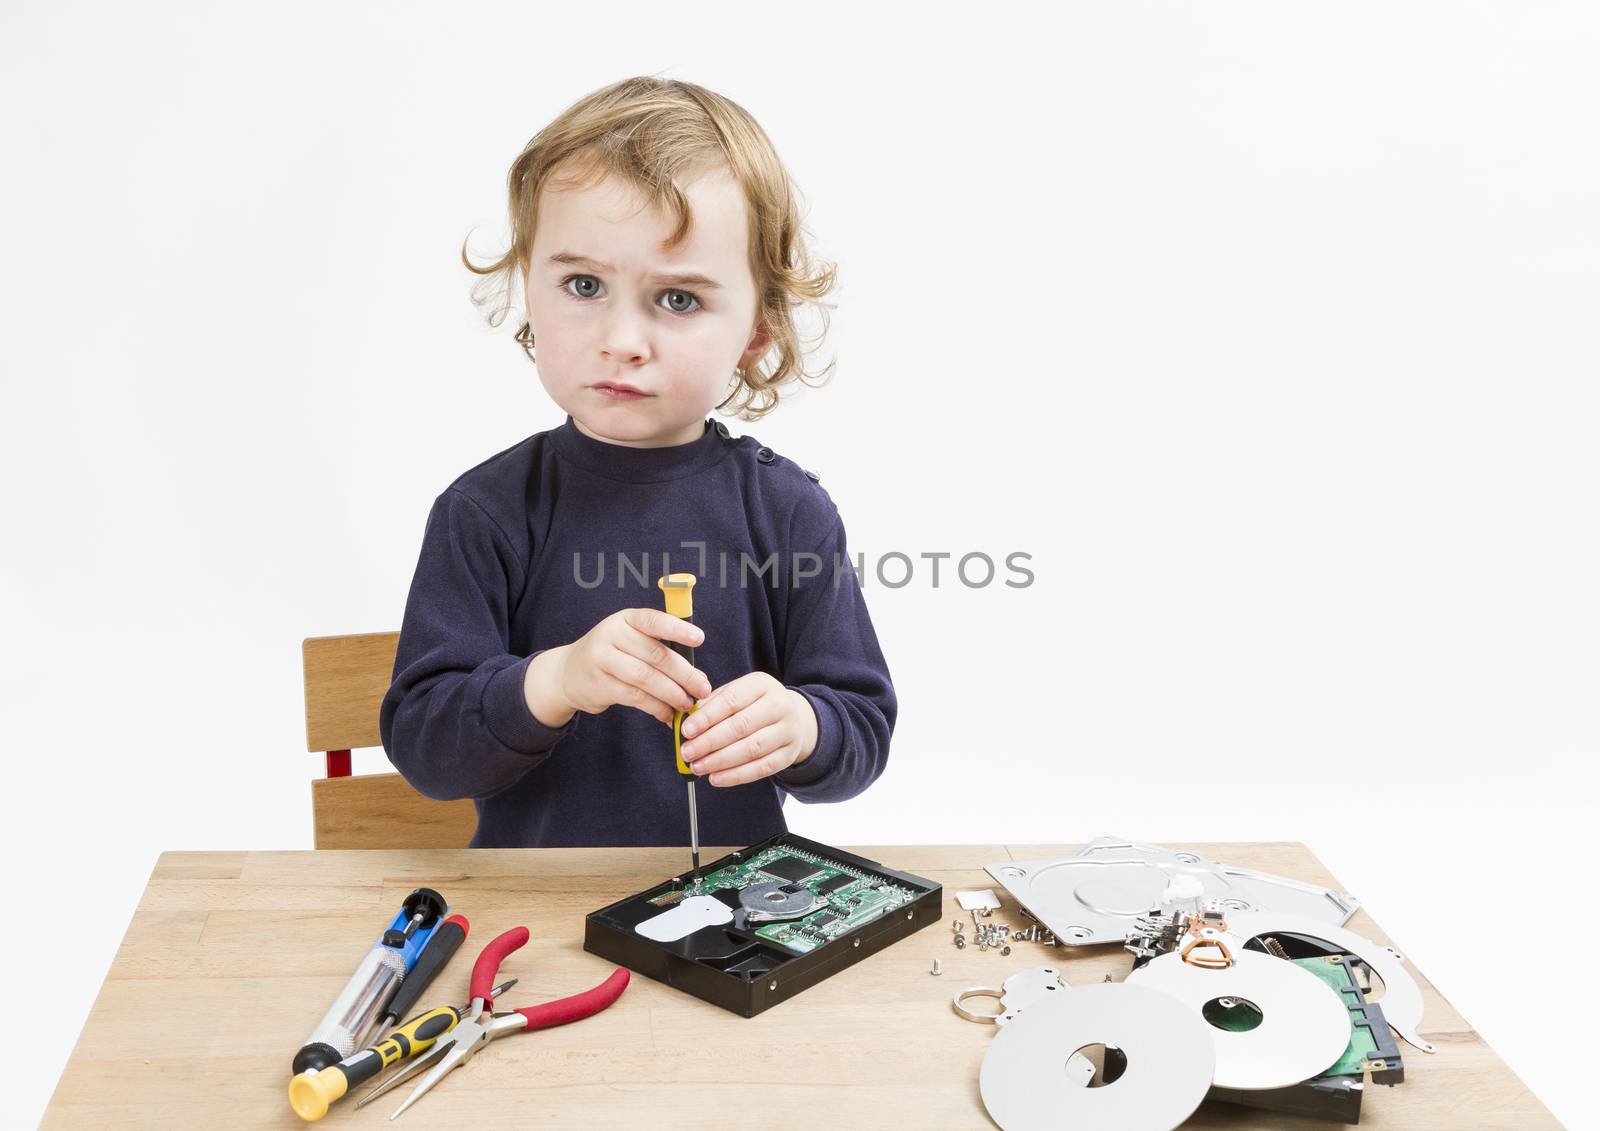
[549,414,732,483]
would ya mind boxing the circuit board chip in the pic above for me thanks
[679,844,921,956]
[760,855,826,884]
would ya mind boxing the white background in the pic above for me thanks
[3,2,1596,1128]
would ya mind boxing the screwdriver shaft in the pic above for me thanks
[686,779,700,871]
[659,572,703,877]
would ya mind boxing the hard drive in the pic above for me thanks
[584,832,943,1016]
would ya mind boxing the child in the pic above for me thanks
[379,76,896,849]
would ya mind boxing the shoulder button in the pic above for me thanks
[714,421,731,439]
[755,446,776,464]
[804,469,820,482]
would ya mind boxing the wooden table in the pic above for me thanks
[42,842,1562,1129]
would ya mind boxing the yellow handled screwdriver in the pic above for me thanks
[286,979,515,1121]
[658,572,701,874]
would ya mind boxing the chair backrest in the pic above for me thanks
[302,632,476,849]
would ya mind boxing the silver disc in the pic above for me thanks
[1221,909,1434,1054]
[1124,949,1352,1090]
[738,881,820,920]
[980,982,1216,1131]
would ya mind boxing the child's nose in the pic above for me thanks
[600,311,650,365]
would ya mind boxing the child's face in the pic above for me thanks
[523,166,771,448]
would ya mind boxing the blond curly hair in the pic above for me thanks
[463,76,837,420]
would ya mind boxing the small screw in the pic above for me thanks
[1001,945,1012,956]
[955,935,966,949]
[931,959,943,976]
[952,919,962,932]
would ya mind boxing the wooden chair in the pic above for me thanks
[302,631,477,849]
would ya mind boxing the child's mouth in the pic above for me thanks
[592,382,651,401]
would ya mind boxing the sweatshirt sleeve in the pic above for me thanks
[772,495,897,802]
[379,487,578,801]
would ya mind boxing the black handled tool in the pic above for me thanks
[374,913,469,1036]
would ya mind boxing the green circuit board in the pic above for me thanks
[654,844,919,953]
[1293,956,1383,1077]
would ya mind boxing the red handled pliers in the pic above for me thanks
[365,926,630,1120]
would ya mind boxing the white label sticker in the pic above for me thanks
[635,895,734,942]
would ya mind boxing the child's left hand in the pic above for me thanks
[678,672,819,787]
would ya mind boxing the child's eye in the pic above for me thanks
[660,289,701,315]
[558,274,701,316]
[561,274,602,300]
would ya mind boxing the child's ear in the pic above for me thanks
[738,318,773,370]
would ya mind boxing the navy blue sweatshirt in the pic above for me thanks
[379,415,897,848]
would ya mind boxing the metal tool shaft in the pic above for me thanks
[686,779,700,871]
[354,980,516,1109]
[658,571,703,877]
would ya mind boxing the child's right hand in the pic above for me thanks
[523,608,713,728]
